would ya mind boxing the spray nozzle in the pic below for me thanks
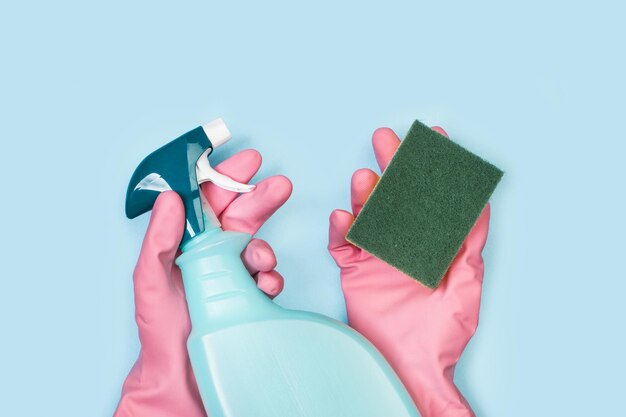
[195,120,255,193]
[125,118,255,245]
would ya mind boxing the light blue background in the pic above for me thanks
[1,1,624,415]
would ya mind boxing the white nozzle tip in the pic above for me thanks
[203,118,231,148]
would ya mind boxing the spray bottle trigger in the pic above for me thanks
[196,118,255,193]
[196,156,256,192]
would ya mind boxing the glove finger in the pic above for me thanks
[242,238,277,275]
[372,128,401,172]
[431,125,449,137]
[328,209,354,249]
[220,175,292,235]
[328,209,361,267]
[351,168,379,216]
[255,270,285,299]
[133,191,184,314]
[328,209,353,250]
[201,149,262,217]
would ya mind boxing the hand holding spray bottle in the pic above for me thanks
[125,119,420,417]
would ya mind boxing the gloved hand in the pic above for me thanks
[328,127,490,417]
[114,149,292,417]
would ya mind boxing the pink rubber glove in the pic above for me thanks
[114,149,292,417]
[329,127,490,417]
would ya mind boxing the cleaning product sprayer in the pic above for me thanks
[125,119,420,417]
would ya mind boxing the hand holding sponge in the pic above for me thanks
[329,123,500,417]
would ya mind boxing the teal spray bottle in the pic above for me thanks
[125,119,420,417]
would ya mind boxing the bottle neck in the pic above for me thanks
[176,228,279,334]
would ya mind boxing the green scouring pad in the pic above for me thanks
[346,120,503,288]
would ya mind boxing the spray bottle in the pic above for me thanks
[125,118,420,417]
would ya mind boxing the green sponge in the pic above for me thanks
[346,120,503,288]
